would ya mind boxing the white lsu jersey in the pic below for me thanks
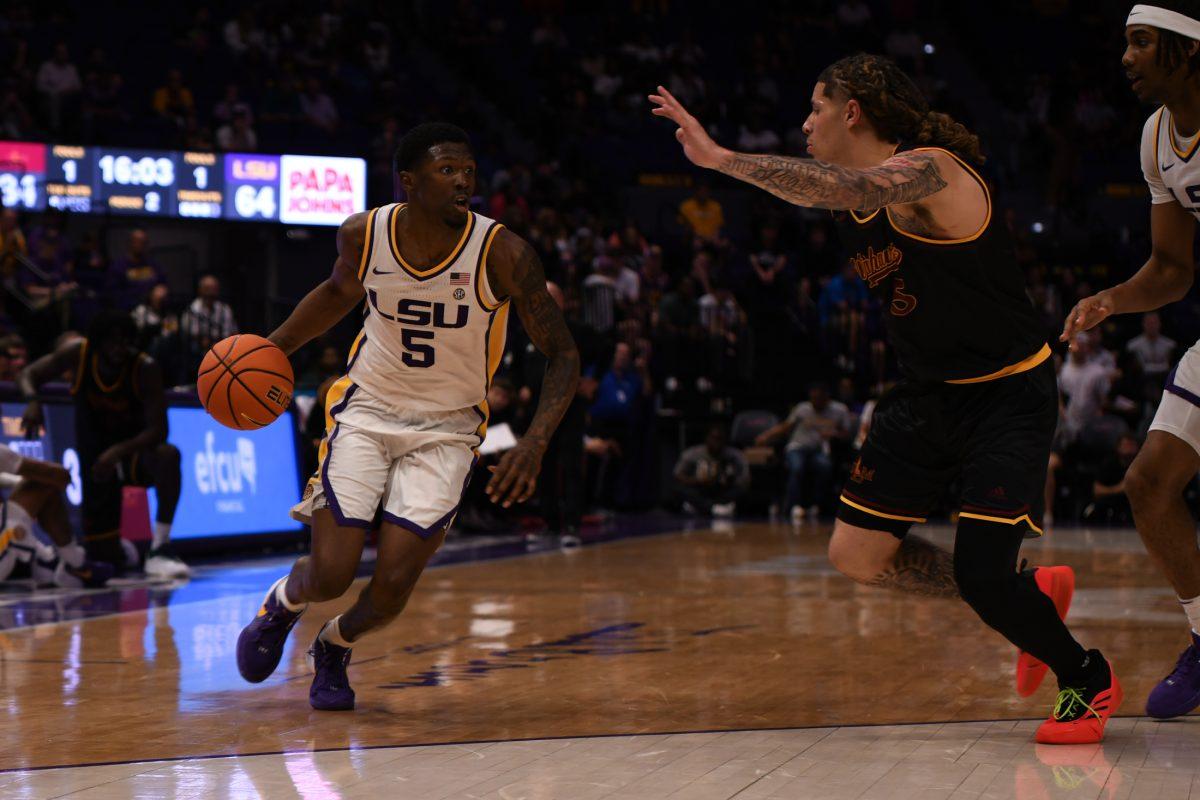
[1142,105,1200,217]
[347,203,510,412]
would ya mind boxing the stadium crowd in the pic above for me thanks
[0,0,1190,534]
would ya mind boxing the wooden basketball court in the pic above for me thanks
[2,520,1198,798]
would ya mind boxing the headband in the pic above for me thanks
[1128,4,1200,40]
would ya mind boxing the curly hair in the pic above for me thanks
[817,53,984,165]
[1150,1,1200,76]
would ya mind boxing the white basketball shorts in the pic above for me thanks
[292,381,482,538]
[1151,342,1200,456]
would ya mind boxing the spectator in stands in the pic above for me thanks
[70,229,109,322]
[0,334,28,381]
[212,83,252,128]
[1059,332,1112,445]
[181,274,237,367]
[756,382,852,523]
[582,254,618,333]
[108,229,164,311]
[299,77,339,137]
[1083,433,1140,525]
[131,282,178,352]
[1126,311,1175,394]
[152,69,195,130]
[35,43,81,135]
[81,52,125,144]
[679,180,725,245]
[0,81,35,139]
[216,107,258,152]
[587,340,652,509]
[673,424,750,517]
[0,208,28,284]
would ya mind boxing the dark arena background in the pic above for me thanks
[0,0,1197,797]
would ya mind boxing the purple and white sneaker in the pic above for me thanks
[308,626,355,711]
[236,577,304,683]
[1146,631,1200,719]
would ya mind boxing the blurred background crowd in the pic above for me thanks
[0,0,1185,536]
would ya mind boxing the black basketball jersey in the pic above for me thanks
[70,339,147,451]
[831,146,1047,384]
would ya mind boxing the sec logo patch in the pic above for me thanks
[453,288,466,300]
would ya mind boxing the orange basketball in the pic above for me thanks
[197,334,294,430]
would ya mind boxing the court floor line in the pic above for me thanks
[0,714,1173,776]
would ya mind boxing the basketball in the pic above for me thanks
[197,334,294,430]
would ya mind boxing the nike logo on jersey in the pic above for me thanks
[1163,163,1176,172]
[372,266,397,275]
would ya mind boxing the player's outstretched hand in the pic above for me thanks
[487,440,544,509]
[1060,291,1116,348]
[649,85,728,169]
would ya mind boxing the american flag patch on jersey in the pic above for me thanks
[450,272,470,285]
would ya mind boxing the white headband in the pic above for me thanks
[1128,4,1200,40]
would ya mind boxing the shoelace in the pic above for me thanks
[1164,644,1200,680]
[312,644,351,681]
[1052,686,1098,722]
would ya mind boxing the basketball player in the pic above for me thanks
[1063,1,1200,720]
[19,310,189,579]
[0,443,113,588]
[651,55,1118,744]
[235,123,579,710]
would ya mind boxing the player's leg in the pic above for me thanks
[1125,387,1200,719]
[305,434,473,710]
[136,444,189,578]
[236,404,389,684]
[9,480,112,588]
[829,383,956,595]
[958,362,1118,744]
[77,449,130,572]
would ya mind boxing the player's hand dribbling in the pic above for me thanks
[1060,290,1117,348]
[487,439,544,509]
[648,85,728,169]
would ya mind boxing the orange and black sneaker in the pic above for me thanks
[1035,652,1122,745]
[1016,565,1076,696]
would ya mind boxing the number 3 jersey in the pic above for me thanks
[1143,106,1200,216]
[347,203,509,412]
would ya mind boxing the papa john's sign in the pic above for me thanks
[279,154,366,226]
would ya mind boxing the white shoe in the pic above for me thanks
[790,506,805,524]
[145,546,192,578]
[711,502,736,518]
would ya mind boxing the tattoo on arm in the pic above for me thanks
[865,535,959,598]
[718,151,948,212]
[510,245,580,449]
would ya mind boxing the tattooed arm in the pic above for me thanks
[485,229,581,507]
[865,536,959,598]
[649,84,948,212]
[717,151,946,212]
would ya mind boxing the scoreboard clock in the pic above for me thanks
[0,140,364,227]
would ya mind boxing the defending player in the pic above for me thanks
[1064,1,1200,719]
[20,311,188,579]
[652,55,1117,744]
[235,123,579,710]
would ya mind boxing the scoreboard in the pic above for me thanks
[0,141,366,227]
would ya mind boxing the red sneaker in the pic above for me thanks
[1016,565,1075,696]
[1035,655,1122,745]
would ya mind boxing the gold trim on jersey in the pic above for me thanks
[958,510,1043,537]
[70,339,88,394]
[315,375,355,476]
[1155,106,1166,176]
[356,207,380,282]
[486,303,510,386]
[1169,109,1200,161]
[849,209,880,224]
[884,146,992,245]
[388,203,475,280]
[839,494,927,523]
[474,223,506,312]
[91,351,123,393]
[943,342,1050,385]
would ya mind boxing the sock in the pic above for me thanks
[274,576,306,612]
[152,521,171,549]
[1179,595,1200,637]
[319,615,354,648]
[57,542,86,568]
